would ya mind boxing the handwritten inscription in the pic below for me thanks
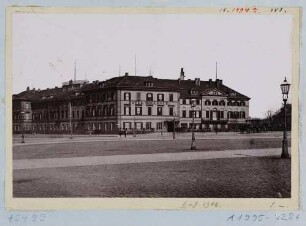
[220,7,260,14]
[220,7,288,14]
[270,7,287,13]
[180,201,220,209]
[8,213,46,224]
[227,213,300,223]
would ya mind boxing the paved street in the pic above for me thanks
[13,132,291,198]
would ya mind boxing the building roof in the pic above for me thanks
[13,74,250,101]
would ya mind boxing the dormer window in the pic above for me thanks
[190,90,198,95]
[145,81,154,87]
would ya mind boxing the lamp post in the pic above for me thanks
[20,111,25,143]
[191,99,196,150]
[69,101,73,139]
[133,116,136,137]
[280,77,290,158]
[173,112,176,139]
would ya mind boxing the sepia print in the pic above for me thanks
[6,7,300,210]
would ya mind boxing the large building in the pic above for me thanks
[12,68,250,134]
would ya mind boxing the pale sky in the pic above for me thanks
[12,13,292,118]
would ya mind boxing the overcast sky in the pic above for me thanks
[12,13,292,118]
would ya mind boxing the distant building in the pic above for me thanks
[12,68,250,134]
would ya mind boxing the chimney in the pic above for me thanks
[208,79,213,87]
[125,72,129,76]
[195,78,200,86]
[69,80,73,85]
[216,79,223,88]
[180,68,185,80]
[26,86,30,91]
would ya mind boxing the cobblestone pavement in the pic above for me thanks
[14,147,290,170]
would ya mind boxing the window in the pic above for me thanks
[145,81,154,87]
[76,110,79,118]
[191,90,198,95]
[189,110,194,118]
[182,110,186,118]
[219,100,225,106]
[206,111,209,118]
[241,111,245,118]
[169,107,174,116]
[157,107,163,116]
[136,92,141,101]
[124,106,131,116]
[146,93,153,101]
[156,122,163,130]
[146,122,152,130]
[124,92,131,101]
[227,111,231,119]
[147,107,152,116]
[157,94,164,101]
[241,101,246,106]
[135,107,142,116]
[72,111,75,118]
[212,100,218,106]
[182,99,186,105]
[234,111,239,118]
[220,111,224,119]
[92,106,96,117]
[196,99,200,105]
[169,94,173,101]
[205,100,211,105]
[110,105,115,116]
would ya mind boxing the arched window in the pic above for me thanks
[205,100,211,106]
[212,100,218,106]
[241,101,245,106]
[219,100,225,106]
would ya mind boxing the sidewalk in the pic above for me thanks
[13,131,287,146]
[13,147,289,170]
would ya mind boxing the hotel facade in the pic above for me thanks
[12,68,250,134]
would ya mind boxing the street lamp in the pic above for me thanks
[133,116,136,137]
[191,99,197,150]
[280,77,290,158]
[173,112,176,139]
[69,101,73,139]
[20,111,25,143]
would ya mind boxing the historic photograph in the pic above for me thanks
[11,9,294,200]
